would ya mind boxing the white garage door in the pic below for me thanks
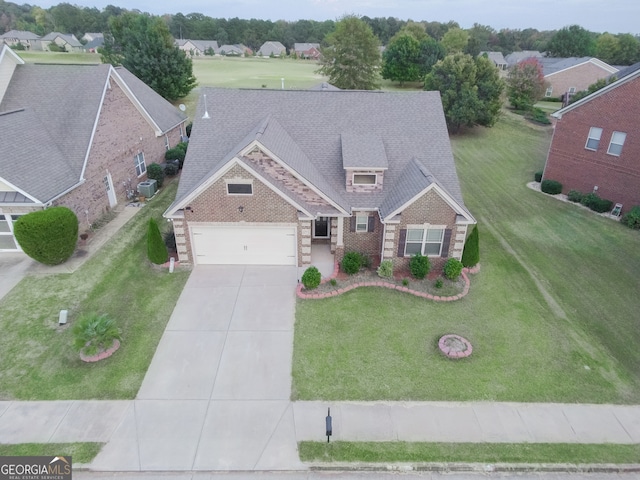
[191,225,297,265]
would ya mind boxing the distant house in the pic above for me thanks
[38,32,83,52]
[538,57,618,99]
[0,45,187,252]
[505,50,543,66]
[176,39,219,56]
[257,41,286,57]
[479,51,507,70]
[218,44,249,57]
[83,37,104,53]
[0,30,40,50]
[293,43,321,59]
[82,32,103,43]
[542,62,640,216]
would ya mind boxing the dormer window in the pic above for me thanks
[353,174,376,185]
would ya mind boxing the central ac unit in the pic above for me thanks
[137,179,157,198]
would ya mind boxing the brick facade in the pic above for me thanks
[546,62,616,98]
[388,189,459,272]
[180,163,304,265]
[52,79,184,231]
[341,212,383,260]
[543,75,640,214]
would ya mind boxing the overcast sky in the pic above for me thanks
[37,0,640,34]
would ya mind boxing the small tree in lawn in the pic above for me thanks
[506,58,546,111]
[147,218,168,264]
[461,225,479,268]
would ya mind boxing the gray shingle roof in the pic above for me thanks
[611,61,640,80]
[170,88,470,219]
[505,50,542,66]
[0,30,40,40]
[294,43,320,51]
[341,133,388,169]
[41,32,82,47]
[258,41,286,56]
[379,159,434,219]
[115,67,187,133]
[479,51,507,66]
[1,62,186,202]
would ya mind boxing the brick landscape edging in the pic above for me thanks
[297,263,479,301]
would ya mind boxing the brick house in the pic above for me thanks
[164,88,476,273]
[0,46,187,252]
[539,57,618,99]
[542,62,640,215]
[0,30,40,50]
[293,43,321,60]
[257,41,286,57]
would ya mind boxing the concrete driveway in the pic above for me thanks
[91,265,304,471]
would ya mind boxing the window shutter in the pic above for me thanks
[397,229,407,257]
[368,216,375,232]
[350,216,356,232]
[441,228,452,257]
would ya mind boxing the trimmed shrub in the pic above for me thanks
[341,251,362,275]
[581,192,613,213]
[146,163,165,188]
[443,258,463,281]
[622,206,640,229]
[434,278,443,289]
[541,179,562,194]
[527,107,550,125]
[410,253,430,279]
[534,171,543,183]
[163,162,179,176]
[461,225,479,268]
[72,312,121,357]
[163,227,176,251]
[147,218,168,264]
[567,189,583,203]
[186,122,192,137]
[377,259,393,278]
[402,278,409,286]
[330,278,337,286]
[165,147,186,168]
[176,141,188,152]
[14,207,78,265]
[301,266,322,290]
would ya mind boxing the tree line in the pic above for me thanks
[2,1,640,65]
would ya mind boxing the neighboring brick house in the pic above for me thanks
[0,30,40,50]
[293,43,321,59]
[37,32,83,52]
[479,51,507,70]
[0,46,187,252]
[164,88,476,273]
[175,39,219,56]
[542,62,640,215]
[257,41,286,57]
[539,57,618,99]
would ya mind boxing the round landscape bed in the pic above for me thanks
[79,340,121,363]
[438,334,472,359]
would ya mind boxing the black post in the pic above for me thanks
[325,407,332,443]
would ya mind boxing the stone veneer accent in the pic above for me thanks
[244,148,332,207]
[345,170,385,193]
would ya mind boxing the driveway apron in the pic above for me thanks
[91,265,304,471]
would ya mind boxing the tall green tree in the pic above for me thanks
[595,33,619,65]
[424,53,503,133]
[317,15,381,90]
[506,57,546,110]
[101,12,197,101]
[417,37,447,77]
[546,25,595,57]
[381,33,421,85]
[441,27,469,54]
[615,33,640,65]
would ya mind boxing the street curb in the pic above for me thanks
[308,461,640,473]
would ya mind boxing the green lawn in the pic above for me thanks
[292,112,640,404]
[0,182,190,400]
[18,51,101,64]
[0,443,103,463]
[299,441,640,464]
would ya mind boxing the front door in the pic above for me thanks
[313,217,329,238]
[104,172,117,208]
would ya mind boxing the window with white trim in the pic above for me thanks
[353,174,376,185]
[134,152,146,176]
[545,86,553,97]
[355,215,368,232]
[164,135,170,150]
[405,227,444,257]
[607,131,626,156]
[585,127,602,151]
[568,87,576,94]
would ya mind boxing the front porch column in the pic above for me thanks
[382,224,396,260]
[300,220,312,266]
[336,217,344,247]
[453,224,468,260]
[173,219,189,264]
